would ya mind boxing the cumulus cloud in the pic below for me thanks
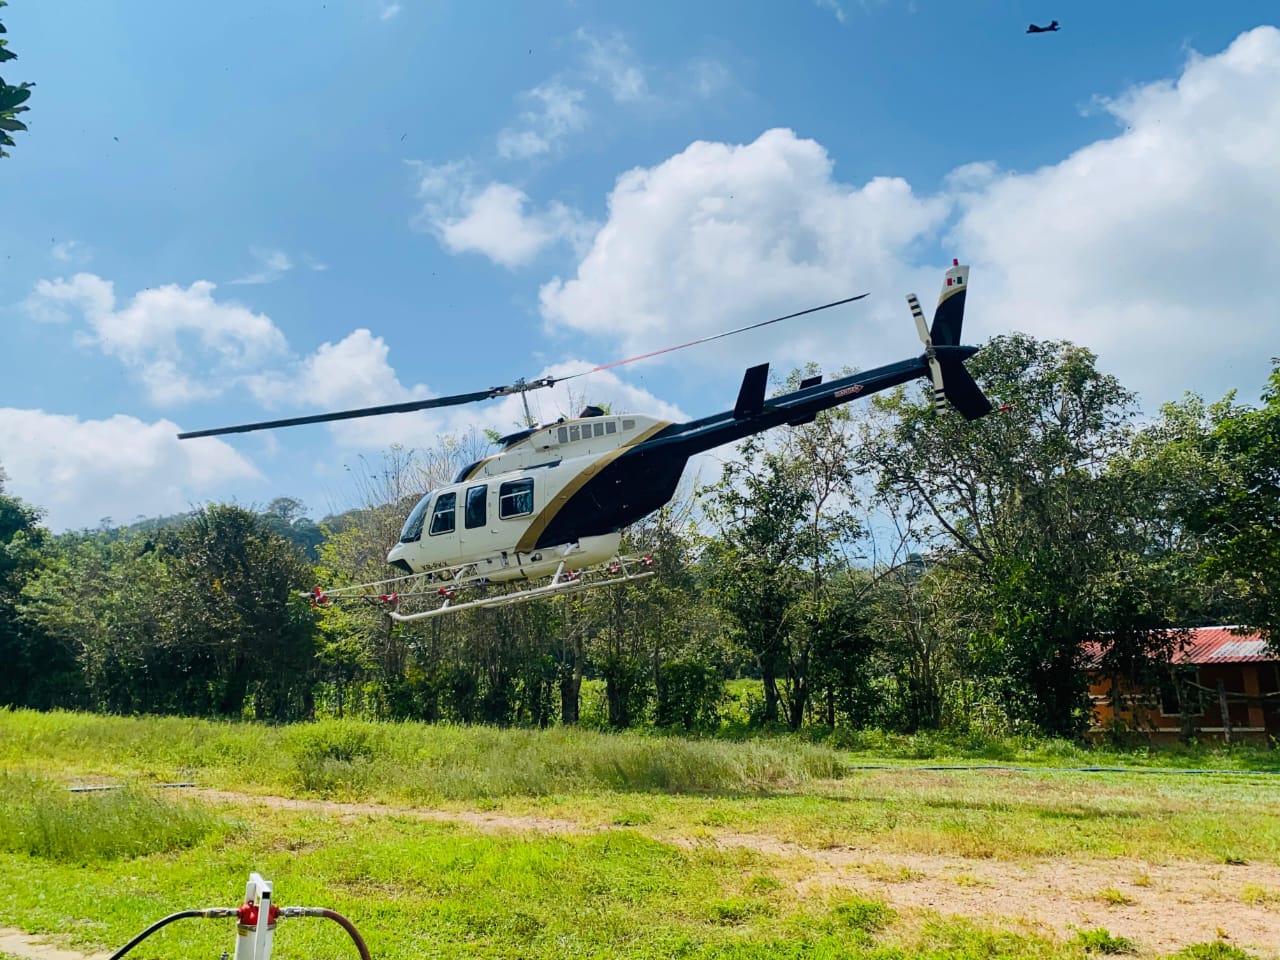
[945,26,1280,408]
[23,273,288,405]
[414,165,594,268]
[541,26,1280,410]
[539,128,949,372]
[0,408,262,531]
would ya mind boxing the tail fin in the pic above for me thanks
[937,357,991,421]
[930,259,968,346]
[908,259,992,422]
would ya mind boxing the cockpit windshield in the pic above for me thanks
[399,491,433,543]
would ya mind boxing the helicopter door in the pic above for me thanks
[458,483,490,560]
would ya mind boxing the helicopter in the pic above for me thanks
[178,259,992,619]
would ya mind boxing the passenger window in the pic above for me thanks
[464,485,487,529]
[605,421,617,434]
[499,478,534,519]
[558,426,568,444]
[429,492,456,536]
[569,424,581,441]
[593,422,604,437]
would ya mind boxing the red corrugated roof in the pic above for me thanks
[1171,626,1274,664]
[1083,626,1275,667]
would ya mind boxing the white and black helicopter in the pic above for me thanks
[178,260,991,619]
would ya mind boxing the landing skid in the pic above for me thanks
[304,550,656,621]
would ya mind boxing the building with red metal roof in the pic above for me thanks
[1088,626,1279,744]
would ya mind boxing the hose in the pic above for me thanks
[109,905,372,960]
[107,909,238,960]
[280,907,373,960]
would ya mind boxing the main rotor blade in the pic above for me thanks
[177,293,869,440]
[557,293,870,381]
[176,388,503,439]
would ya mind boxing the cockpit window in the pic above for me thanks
[429,491,456,536]
[399,492,433,543]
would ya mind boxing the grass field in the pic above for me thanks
[1,709,1278,960]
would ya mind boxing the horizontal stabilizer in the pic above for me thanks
[787,374,824,425]
[940,359,992,421]
[734,363,770,419]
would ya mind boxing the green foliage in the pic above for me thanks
[0,2,34,158]
[864,334,1192,737]
[1187,361,1280,647]
[0,771,232,863]
[17,505,318,719]
[1172,943,1259,960]
[1075,931,1136,957]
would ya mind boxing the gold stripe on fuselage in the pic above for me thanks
[515,421,671,552]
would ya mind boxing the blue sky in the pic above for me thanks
[2,1,1279,530]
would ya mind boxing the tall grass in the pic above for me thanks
[0,710,848,800]
[0,771,234,862]
[0,708,1275,807]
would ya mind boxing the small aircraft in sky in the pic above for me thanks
[1026,20,1060,33]
[178,260,992,619]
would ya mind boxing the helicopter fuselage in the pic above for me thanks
[384,345,978,580]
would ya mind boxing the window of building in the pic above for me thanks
[464,485,487,529]
[1158,665,1204,716]
[429,492,456,536]
[399,492,432,543]
[499,478,534,519]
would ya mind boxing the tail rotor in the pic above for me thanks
[906,260,993,422]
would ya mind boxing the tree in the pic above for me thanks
[699,370,864,732]
[168,505,318,719]
[1183,361,1280,647]
[863,334,1183,737]
[0,1,35,158]
[0,490,69,707]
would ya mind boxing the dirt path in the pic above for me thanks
[0,929,108,960]
[8,788,1279,959]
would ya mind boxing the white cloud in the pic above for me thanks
[231,247,293,285]
[379,2,402,20]
[50,240,91,265]
[540,128,949,372]
[947,25,1280,409]
[815,0,848,25]
[414,165,594,268]
[246,328,686,452]
[0,408,262,531]
[497,82,587,160]
[540,26,1280,411]
[24,273,289,406]
[577,29,648,103]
